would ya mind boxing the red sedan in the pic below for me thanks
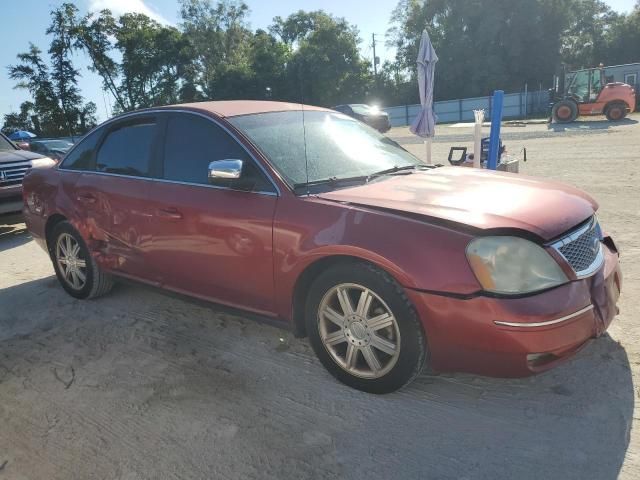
[21,101,622,393]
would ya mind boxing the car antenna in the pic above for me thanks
[300,67,310,196]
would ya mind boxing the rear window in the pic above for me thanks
[60,128,102,171]
[96,121,155,177]
[350,104,377,115]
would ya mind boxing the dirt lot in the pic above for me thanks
[1,114,639,479]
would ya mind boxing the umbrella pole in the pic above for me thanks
[425,138,432,165]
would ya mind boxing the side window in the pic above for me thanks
[96,120,156,177]
[60,129,102,171]
[163,114,273,192]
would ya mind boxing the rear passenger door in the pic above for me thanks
[144,112,278,315]
[72,116,160,281]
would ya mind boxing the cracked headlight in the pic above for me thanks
[466,236,568,295]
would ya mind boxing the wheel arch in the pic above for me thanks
[44,213,68,255]
[290,254,410,338]
[604,100,629,112]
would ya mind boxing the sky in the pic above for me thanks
[0,0,637,123]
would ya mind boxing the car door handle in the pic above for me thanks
[77,193,97,204]
[156,208,183,220]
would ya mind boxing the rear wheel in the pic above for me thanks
[552,100,578,123]
[305,262,427,393]
[50,221,113,299]
[605,103,627,121]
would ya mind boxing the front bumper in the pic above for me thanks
[407,240,622,377]
[0,184,23,214]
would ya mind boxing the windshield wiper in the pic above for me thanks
[366,165,420,182]
[293,175,368,193]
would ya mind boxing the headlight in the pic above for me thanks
[466,236,568,295]
[31,157,57,168]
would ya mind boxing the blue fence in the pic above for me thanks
[384,89,549,127]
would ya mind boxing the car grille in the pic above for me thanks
[0,160,31,188]
[551,217,603,277]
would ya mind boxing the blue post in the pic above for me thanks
[487,90,504,170]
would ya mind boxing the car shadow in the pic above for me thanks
[397,335,634,479]
[0,276,633,479]
[0,213,31,252]
[548,117,638,132]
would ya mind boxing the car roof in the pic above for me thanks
[157,100,332,118]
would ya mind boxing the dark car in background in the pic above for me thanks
[332,104,392,133]
[0,132,56,215]
[29,139,74,161]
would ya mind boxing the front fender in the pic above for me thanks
[273,196,480,321]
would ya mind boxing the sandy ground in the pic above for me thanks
[0,114,639,479]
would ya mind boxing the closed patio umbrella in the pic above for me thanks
[409,30,438,164]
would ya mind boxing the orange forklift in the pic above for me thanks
[550,65,636,123]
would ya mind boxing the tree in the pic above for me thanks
[7,5,97,136]
[561,0,620,69]
[605,2,640,66]
[1,102,36,134]
[46,3,98,135]
[273,11,372,106]
[387,0,580,100]
[8,44,63,136]
[71,6,194,111]
[72,7,126,110]
[115,13,193,108]
[179,0,253,99]
[248,30,290,99]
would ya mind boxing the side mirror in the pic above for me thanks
[208,159,243,184]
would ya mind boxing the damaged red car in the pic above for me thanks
[22,101,622,393]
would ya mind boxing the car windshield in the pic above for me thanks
[0,135,16,151]
[349,104,379,115]
[39,140,73,150]
[229,110,418,190]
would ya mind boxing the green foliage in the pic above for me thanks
[4,0,640,134]
[179,0,253,99]
[115,13,193,109]
[7,42,95,136]
[605,2,640,65]
[1,102,36,134]
[72,6,194,112]
[387,0,640,101]
[275,10,372,106]
[178,3,371,104]
[5,4,97,136]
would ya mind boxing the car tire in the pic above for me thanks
[305,262,427,394]
[605,103,627,121]
[50,221,113,300]
[552,100,578,123]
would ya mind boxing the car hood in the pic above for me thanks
[0,149,46,163]
[317,167,596,241]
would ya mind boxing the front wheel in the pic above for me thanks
[50,221,113,299]
[305,262,427,393]
[552,100,578,123]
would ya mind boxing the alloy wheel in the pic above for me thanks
[55,233,87,290]
[317,283,401,379]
